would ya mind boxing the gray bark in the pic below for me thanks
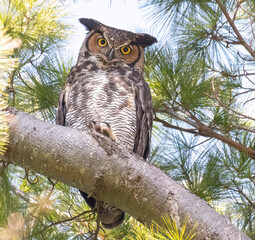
[4,108,250,240]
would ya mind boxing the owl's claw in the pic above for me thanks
[92,121,116,141]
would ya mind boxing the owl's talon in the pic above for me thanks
[92,121,116,141]
[92,121,102,132]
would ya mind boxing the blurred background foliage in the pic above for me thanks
[0,29,18,157]
[1,0,255,239]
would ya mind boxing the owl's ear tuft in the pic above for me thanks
[79,18,102,32]
[134,34,157,48]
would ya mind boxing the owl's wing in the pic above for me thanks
[56,63,80,126]
[56,90,65,126]
[56,83,72,126]
[133,80,153,160]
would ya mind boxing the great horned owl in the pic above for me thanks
[56,18,157,229]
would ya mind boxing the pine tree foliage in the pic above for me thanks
[128,216,197,240]
[1,0,255,239]
[0,30,19,156]
[1,0,71,121]
[141,0,255,237]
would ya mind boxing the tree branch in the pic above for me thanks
[192,114,255,160]
[216,0,255,59]
[4,108,250,240]
[26,210,92,239]
[211,77,255,121]
[155,111,255,160]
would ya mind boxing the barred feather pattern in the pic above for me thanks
[56,56,153,158]
[66,70,136,150]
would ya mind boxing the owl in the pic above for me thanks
[56,18,157,229]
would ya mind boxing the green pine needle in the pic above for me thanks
[128,216,197,240]
[0,29,19,156]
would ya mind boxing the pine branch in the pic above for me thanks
[211,77,255,122]
[154,112,255,160]
[154,115,198,135]
[216,0,255,59]
[191,115,255,160]
[9,183,33,203]
[25,210,92,239]
[3,108,250,240]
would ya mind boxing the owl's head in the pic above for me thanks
[78,18,157,72]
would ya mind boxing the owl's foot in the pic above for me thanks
[92,121,116,141]
[99,202,125,229]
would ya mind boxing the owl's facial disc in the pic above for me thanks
[87,32,142,66]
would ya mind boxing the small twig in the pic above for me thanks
[30,213,46,228]
[23,169,39,185]
[211,31,240,45]
[17,73,35,91]
[185,110,255,160]
[249,15,255,46]
[92,203,101,240]
[68,203,74,218]
[157,105,199,129]
[210,67,255,78]
[221,179,255,207]
[189,138,213,149]
[47,177,57,186]
[25,210,92,239]
[211,77,255,121]
[231,89,255,101]
[47,178,57,197]
[237,51,254,61]
[231,179,255,207]
[9,183,32,203]
[232,0,241,21]
[154,115,198,135]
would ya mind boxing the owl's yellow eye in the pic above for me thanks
[120,46,132,55]
[97,37,108,47]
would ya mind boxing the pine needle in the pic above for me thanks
[0,29,19,156]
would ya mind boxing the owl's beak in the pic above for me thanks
[107,48,114,61]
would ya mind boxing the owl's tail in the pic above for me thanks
[100,202,125,229]
[79,190,125,229]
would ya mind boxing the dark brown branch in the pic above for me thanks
[157,106,199,128]
[26,210,92,239]
[193,116,255,160]
[234,125,255,134]
[216,0,255,59]
[4,108,250,240]
[154,115,198,134]
[211,77,255,121]
[155,111,255,160]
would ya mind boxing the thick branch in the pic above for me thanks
[4,108,250,240]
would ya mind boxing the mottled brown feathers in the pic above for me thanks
[56,18,157,229]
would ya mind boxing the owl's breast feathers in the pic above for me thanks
[56,60,153,159]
